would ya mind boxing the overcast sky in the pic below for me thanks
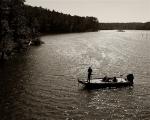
[25,0,150,22]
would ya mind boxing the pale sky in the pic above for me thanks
[25,0,150,22]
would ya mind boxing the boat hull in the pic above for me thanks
[78,79,133,89]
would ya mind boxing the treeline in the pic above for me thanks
[99,22,150,30]
[0,0,43,60]
[24,5,100,33]
[0,0,99,60]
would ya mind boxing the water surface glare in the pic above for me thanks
[0,30,150,120]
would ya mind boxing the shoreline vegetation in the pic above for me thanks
[0,0,150,61]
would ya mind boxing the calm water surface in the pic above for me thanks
[0,30,150,120]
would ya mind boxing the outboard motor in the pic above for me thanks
[127,74,134,84]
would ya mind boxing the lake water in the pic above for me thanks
[0,30,150,120]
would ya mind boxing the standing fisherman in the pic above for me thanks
[87,67,92,83]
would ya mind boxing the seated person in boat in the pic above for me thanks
[113,77,117,82]
[102,75,109,82]
[87,67,92,83]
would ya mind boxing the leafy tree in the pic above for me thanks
[10,0,31,51]
[0,0,13,60]
[0,20,14,60]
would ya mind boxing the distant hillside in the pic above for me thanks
[99,22,150,30]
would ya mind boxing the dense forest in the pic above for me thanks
[99,22,150,30]
[0,0,99,60]
[24,5,100,34]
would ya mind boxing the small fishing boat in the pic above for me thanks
[78,74,134,89]
[117,29,125,32]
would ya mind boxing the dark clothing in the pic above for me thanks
[88,67,92,82]
[113,77,117,82]
[103,76,108,82]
